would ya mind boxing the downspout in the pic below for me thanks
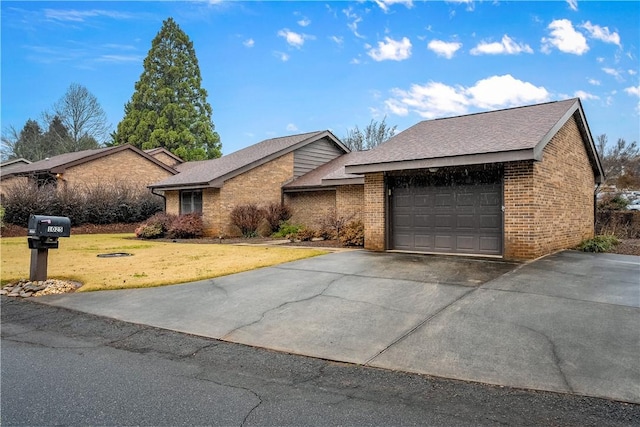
[151,188,167,212]
[594,182,602,236]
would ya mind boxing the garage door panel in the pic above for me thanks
[391,177,502,255]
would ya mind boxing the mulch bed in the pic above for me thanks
[2,223,639,254]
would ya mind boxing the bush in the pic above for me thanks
[1,180,163,227]
[167,213,204,239]
[135,212,176,239]
[318,209,354,240]
[597,194,629,211]
[596,210,640,239]
[230,204,266,237]
[272,221,302,238]
[256,218,273,237]
[293,227,316,242]
[339,220,364,246]
[577,234,620,253]
[264,203,292,233]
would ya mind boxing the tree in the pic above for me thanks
[343,117,397,151]
[49,83,109,151]
[1,119,65,161]
[112,17,221,160]
[596,134,640,189]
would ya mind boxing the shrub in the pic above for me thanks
[256,218,273,237]
[0,204,4,228]
[264,203,292,233]
[293,227,316,242]
[167,213,204,239]
[596,210,640,239]
[135,212,177,239]
[577,234,620,253]
[230,204,266,237]
[339,220,364,246]
[1,180,163,227]
[597,194,629,211]
[135,223,164,239]
[272,221,302,238]
[318,209,354,240]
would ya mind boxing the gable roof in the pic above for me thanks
[283,151,366,190]
[0,144,178,179]
[144,147,185,165]
[345,98,604,183]
[149,130,348,190]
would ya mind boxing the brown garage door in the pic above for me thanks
[390,172,503,255]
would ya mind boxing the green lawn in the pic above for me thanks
[1,234,327,292]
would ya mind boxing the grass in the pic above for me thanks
[1,233,328,292]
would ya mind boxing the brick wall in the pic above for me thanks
[285,190,336,228]
[0,176,28,197]
[504,115,595,259]
[151,151,181,168]
[363,172,386,251]
[219,153,294,236]
[336,184,364,222]
[62,149,174,189]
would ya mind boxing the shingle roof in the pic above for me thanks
[283,151,366,189]
[346,99,601,178]
[0,145,177,179]
[150,130,346,189]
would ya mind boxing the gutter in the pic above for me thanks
[151,188,167,212]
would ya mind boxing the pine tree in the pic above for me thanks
[113,17,221,160]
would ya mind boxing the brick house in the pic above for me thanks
[0,144,178,196]
[149,130,351,236]
[345,98,604,260]
[144,147,185,168]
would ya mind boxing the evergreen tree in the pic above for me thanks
[113,17,221,160]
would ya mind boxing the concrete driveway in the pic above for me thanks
[39,250,640,403]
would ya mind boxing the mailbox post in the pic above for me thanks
[27,215,71,281]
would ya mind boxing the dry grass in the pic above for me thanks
[1,234,327,292]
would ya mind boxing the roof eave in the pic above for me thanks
[345,150,535,174]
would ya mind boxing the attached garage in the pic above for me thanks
[345,98,605,260]
[389,169,502,255]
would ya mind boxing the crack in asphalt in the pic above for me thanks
[220,275,343,340]
[363,287,477,366]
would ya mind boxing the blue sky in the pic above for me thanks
[2,0,638,155]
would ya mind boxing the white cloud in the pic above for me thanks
[384,74,550,119]
[243,38,255,48]
[541,19,589,55]
[286,123,298,131]
[574,90,599,100]
[343,7,364,39]
[470,35,533,55]
[274,51,290,62]
[375,0,413,13]
[277,29,313,48]
[629,69,638,76]
[581,21,621,46]
[602,67,621,78]
[588,78,601,86]
[96,54,143,63]
[297,17,311,27]
[466,75,550,109]
[330,36,344,46]
[43,8,131,22]
[625,86,640,97]
[368,37,412,61]
[427,39,462,59]
[567,0,578,11]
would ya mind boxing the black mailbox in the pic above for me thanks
[27,215,71,249]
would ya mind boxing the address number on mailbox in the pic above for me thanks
[47,226,64,233]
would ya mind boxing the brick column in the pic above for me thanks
[364,172,386,251]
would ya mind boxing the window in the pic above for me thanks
[180,190,202,214]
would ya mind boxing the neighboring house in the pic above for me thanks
[0,158,32,175]
[0,144,178,196]
[144,147,185,168]
[149,130,350,236]
[345,98,604,260]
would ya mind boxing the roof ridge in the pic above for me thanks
[425,98,578,124]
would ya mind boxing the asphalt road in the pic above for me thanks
[2,297,638,426]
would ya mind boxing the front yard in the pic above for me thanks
[1,233,327,292]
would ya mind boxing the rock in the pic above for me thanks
[8,292,20,297]
[19,291,33,298]
[0,290,7,295]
